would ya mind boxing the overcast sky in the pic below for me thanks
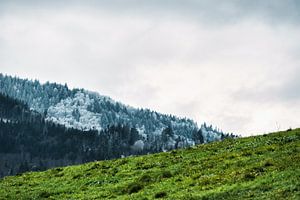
[1,0,300,135]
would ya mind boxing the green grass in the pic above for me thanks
[1,129,300,199]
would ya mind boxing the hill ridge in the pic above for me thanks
[0,73,229,143]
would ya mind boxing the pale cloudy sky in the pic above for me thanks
[1,0,300,135]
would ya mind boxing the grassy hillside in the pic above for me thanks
[0,129,299,199]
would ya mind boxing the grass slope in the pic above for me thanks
[0,129,299,200]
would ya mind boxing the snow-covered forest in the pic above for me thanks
[0,74,236,177]
[0,74,231,143]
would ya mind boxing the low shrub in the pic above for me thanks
[139,174,152,183]
[126,182,143,194]
[154,191,167,198]
[161,170,172,178]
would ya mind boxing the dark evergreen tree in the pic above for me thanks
[162,125,174,143]
[193,129,204,144]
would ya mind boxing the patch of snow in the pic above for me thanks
[0,118,11,123]
[131,140,144,152]
[46,91,102,131]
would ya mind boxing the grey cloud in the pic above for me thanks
[1,0,300,135]
[233,72,300,104]
[1,0,300,25]
[276,73,300,102]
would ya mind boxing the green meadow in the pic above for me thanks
[1,129,299,199]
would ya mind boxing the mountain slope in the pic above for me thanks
[0,81,233,178]
[0,73,229,145]
[0,93,193,178]
[0,92,100,177]
[1,129,299,199]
